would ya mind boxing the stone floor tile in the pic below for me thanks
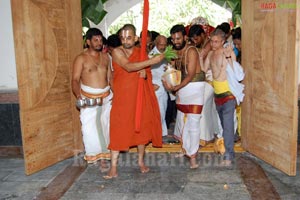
[3,169,60,182]
[183,182,251,199]
[0,181,47,199]
[0,170,13,180]
[0,158,24,171]
[187,169,243,183]
[0,152,299,200]
[61,192,136,200]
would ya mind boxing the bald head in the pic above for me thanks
[154,35,167,53]
[120,24,136,35]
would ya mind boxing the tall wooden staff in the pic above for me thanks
[135,0,149,132]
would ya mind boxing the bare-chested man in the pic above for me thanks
[188,25,222,146]
[200,29,245,166]
[164,24,206,169]
[72,28,113,165]
[188,24,207,49]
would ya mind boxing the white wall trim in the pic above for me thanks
[0,0,18,90]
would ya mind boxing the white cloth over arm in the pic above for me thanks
[226,61,245,105]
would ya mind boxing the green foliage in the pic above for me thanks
[211,0,241,25]
[80,0,241,37]
[81,0,108,29]
[164,46,178,62]
[109,0,235,37]
[150,46,177,63]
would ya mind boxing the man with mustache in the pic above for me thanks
[164,24,206,169]
[72,28,113,165]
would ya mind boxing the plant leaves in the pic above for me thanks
[164,45,178,62]
[95,0,104,12]
[81,0,108,25]
[82,18,90,28]
[87,10,107,25]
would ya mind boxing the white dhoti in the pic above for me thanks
[155,87,168,136]
[174,82,205,157]
[200,82,222,141]
[80,84,112,159]
[150,47,169,136]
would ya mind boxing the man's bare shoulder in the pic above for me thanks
[74,51,87,62]
[100,51,109,60]
[111,46,126,58]
[206,51,214,59]
[73,52,88,69]
[186,45,197,51]
[188,45,200,55]
[112,46,123,53]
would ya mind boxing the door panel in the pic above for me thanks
[11,0,83,175]
[242,0,299,176]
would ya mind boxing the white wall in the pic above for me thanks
[0,0,18,91]
[0,0,140,91]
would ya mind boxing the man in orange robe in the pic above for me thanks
[104,24,164,179]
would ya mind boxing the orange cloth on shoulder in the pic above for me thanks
[109,47,162,151]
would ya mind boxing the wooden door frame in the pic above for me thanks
[241,0,299,176]
[11,0,83,175]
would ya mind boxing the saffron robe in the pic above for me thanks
[109,47,162,151]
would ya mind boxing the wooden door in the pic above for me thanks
[242,0,299,176]
[11,0,83,175]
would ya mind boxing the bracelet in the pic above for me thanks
[226,56,231,59]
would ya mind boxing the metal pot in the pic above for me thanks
[95,97,103,106]
[76,98,86,108]
[162,70,181,87]
[85,98,96,106]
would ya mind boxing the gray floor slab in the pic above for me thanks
[0,181,47,200]
[0,152,299,200]
[61,153,252,200]
[251,154,300,199]
[0,158,24,171]
[0,170,13,180]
